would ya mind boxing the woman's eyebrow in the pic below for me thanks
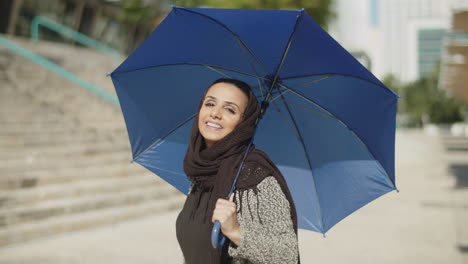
[224,101,240,110]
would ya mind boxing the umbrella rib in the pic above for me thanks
[281,73,340,81]
[284,74,334,90]
[281,73,399,97]
[278,100,338,121]
[270,74,334,101]
[205,65,234,78]
[265,9,305,99]
[276,85,352,130]
[277,85,395,187]
[132,113,197,162]
[179,7,270,76]
[143,166,187,177]
[113,62,264,80]
[269,101,302,142]
[236,38,267,98]
[205,65,264,96]
[256,77,265,99]
[273,83,326,233]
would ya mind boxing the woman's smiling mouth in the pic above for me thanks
[206,121,222,129]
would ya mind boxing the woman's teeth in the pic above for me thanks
[206,122,221,128]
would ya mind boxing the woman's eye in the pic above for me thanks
[225,108,236,114]
[204,102,215,107]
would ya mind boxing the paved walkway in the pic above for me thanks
[0,129,467,263]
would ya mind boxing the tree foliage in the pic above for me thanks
[172,0,336,28]
[118,0,163,23]
[383,68,465,127]
[382,73,401,96]
[428,90,464,124]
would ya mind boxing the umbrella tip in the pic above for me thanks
[106,73,111,77]
[297,8,305,17]
[322,233,326,238]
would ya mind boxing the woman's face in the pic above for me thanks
[198,82,248,148]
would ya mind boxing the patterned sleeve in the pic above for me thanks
[228,176,299,264]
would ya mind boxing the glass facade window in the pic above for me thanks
[418,28,446,77]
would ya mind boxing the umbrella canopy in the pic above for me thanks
[110,6,399,235]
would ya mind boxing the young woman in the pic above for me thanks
[176,78,300,264]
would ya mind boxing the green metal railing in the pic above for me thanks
[31,16,121,62]
[0,36,119,105]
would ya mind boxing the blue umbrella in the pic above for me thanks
[110,6,399,239]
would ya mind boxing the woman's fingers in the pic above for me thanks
[216,196,235,207]
[211,194,242,246]
[212,196,237,224]
[212,206,236,220]
[212,207,236,222]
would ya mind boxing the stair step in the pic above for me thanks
[0,124,83,135]
[0,150,131,171]
[0,97,44,105]
[0,142,131,161]
[0,173,163,208]
[76,122,126,132]
[0,130,101,147]
[0,133,108,148]
[0,113,65,123]
[0,162,147,190]
[0,140,130,158]
[0,194,185,247]
[0,182,180,228]
[0,122,80,133]
[0,106,63,117]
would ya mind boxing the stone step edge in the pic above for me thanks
[0,174,165,208]
[3,158,138,176]
[0,195,185,247]
[0,184,181,227]
[0,150,131,168]
[0,147,129,160]
[0,164,151,191]
[0,141,129,152]
[0,153,133,172]
[1,162,137,180]
[0,134,115,147]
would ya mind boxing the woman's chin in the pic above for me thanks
[201,134,225,148]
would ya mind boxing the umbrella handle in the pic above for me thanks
[211,139,254,249]
[211,221,226,248]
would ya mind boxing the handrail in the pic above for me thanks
[0,36,119,105]
[31,16,121,62]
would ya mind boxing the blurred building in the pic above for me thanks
[380,0,451,82]
[328,0,382,76]
[0,0,166,54]
[439,8,468,103]
[329,0,454,82]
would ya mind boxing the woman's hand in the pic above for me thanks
[212,193,243,246]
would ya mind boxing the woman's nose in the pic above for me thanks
[210,107,221,119]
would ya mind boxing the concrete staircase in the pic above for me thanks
[0,36,185,247]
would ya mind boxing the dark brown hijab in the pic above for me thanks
[183,78,299,263]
